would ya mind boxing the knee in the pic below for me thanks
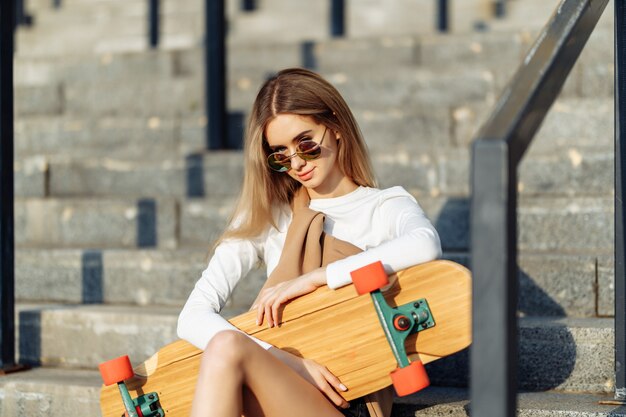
[202,331,250,368]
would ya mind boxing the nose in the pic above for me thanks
[290,154,306,170]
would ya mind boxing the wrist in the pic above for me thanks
[269,347,305,371]
[311,267,327,287]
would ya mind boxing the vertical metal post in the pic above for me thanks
[14,0,32,27]
[471,140,517,417]
[205,0,227,150]
[241,0,255,12]
[330,0,345,37]
[149,0,159,48]
[494,0,506,19]
[437,0,449,33]
[0,0,17,369]
[614,0,626,401]
[14,0,23,28]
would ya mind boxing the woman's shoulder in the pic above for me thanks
[369,185,417,203]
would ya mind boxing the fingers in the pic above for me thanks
[318,369,349,409]
[271,295,288,327]
[321,366,348,394]
[255,285,287,328]
[265,302,273,328]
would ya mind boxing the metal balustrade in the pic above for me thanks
[0,0,16,371]
[614,0,626,402]
[470,0,609,415]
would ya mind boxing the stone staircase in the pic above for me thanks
[2,0,622,415]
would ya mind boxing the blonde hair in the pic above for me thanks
[219,68,376,243]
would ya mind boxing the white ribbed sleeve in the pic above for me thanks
[177,237,272,350]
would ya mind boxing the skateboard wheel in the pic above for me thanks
[350,261,389,295]
[393,315,411,331]
[390,360,430,396]
[99,355,134,386]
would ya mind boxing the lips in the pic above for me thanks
[297,168,315,181]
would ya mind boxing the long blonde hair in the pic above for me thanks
[219,68,376,242]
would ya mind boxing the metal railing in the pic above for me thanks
[149,0,159,48]
[614,0,626,402]
[0,0,17,371]
[470,0,609,415]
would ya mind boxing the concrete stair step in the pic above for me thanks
[13,30,527,84]
[26,0,200,10]
[13,32,518,85]
[14,59,611,120]
[424,195,613,253]
[0,374,622,417]
[13,248,612,319]
[15,115,180,162]
[18,145,610,200]
[14,23,613,85]
[14,303,245,369]
[13,193,612,251]
[0,367,101,416]
[445,251,610,319]
[17,18,203,56]
[427,317,614,394]
[15,196,179,249]
[178,194,614,254]
[13,67,499,118]
[394,387,622,417]
[43,152,244,198]
[14,51,176,88]
[487,0,614,33]
[14,94,613,163]
[15,248,264,309]
[455,97,613,152]
[13,304,615,393]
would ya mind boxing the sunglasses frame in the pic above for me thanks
[266,127,328,172]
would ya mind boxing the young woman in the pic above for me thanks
[177,68,442,417]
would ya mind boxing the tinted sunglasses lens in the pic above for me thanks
[297,140,321,160]
[267,153,290,172]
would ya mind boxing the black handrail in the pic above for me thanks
[470,0,608,416]
[149,0,159,48]
[330,0,345,37]
[437,0,448,32]
[614,0,626,402]
[241,0,256,12]
[1,0,17,370]
[494,0,507,19]
[15,0,32,28]
[205,0,227,150]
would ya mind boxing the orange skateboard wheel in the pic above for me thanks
[390,360,430,396]
[350,261,389,295]
[99,355,134,386]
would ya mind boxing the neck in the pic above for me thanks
[307,177,359,199]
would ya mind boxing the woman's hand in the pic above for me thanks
[253,267,326,328]
[269,347,349,409]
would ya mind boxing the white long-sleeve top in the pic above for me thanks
[177,186,442,351]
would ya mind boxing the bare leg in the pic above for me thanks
[190,331,346,417]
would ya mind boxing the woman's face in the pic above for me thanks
[265,114,353,199]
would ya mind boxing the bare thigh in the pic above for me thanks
[204,331,346,417]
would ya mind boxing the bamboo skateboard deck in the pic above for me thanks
[100,260,471,417]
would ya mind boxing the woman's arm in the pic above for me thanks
[253,267,326,328]
[326,193,442,289]
[177,238,272,350]
[254,191,442,326]
[268,345,349,408]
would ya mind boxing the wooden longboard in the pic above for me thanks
[100,260,471,417]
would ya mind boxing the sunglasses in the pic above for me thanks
[266,127,327,172]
